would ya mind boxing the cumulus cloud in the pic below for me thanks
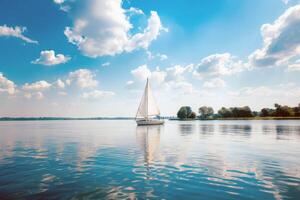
[22,80,51,91]
[125,11,167,52]
[130,64,195,84]
[151,67,167,84]
[24,92,44,100]
[166,64,193,81]
[55,79,65,89]
[203,78,226,88]
[22,81,48,100]
[64,0,166,57]
[68,69,98,89]
[0,25,38,44]
[0,73,16,95]
[82,90,115,99]
[131,65,151,81]
[168,81,198,95]
[32,50,70,66]
[128,64,198,95]
[194,53,247,78]
[249,5,300,67]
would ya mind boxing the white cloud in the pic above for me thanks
[166,64,193,81]
[128,64,198,95]
[168,81,198,95]
[282,0,289,4]
[158,54,168,61]
[64,0,166,57]
[131,65,151,81]
[82,90,115,99]
[0,73,16,95]
[24,93,32,99]
[145,51,168,61]
[249,5,300,67]
[131,65,168,84]
[194,53,247,78]
[125,11,167,52]
[68,69,98,89]
[53,0,64,4]
[24,92,44,100]
[0,25,38,44]
[32,50,70,66]
[35,92,44,100]
[126,80,134,86]
[127,7,144,15]
[151,67,167,84]
[102,62,110,67]
[287,59,300,71]
[22,80,51,91]
[203,78,226,88]
[55,79,65,89]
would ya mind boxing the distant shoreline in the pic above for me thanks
[170,117,300,121]
[1,116,300,121]
[0,117,135,121]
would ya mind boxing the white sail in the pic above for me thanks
[136,79,160,119]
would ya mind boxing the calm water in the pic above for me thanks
[0,120,300,200]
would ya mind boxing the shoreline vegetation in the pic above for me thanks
[175,103,300,120]
[1,103,300,121]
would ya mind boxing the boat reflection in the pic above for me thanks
[136,125,161,167]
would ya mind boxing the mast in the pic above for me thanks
[145,78,149,120]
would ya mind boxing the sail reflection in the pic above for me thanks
[136,125,161,166]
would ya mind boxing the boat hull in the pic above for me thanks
[136,120,164,126]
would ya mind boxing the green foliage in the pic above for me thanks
[190,112,196,119]
[177,106,195,119]
[198,106,214,119]
[218,106,253,118]
[260,108,275,117]
[177,103,300,120]
[261,103,299,117]
[218,107,233,118]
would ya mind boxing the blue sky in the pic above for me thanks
[0,0,300,117]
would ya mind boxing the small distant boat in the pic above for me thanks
[136,78,164,126]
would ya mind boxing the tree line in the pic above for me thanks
[176,103,300,120]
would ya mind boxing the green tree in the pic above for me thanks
[198,106,214,119]
[293,104,300,117]
[177,106,192,119]
[218,107,233,118]
[190,112,196,119]
[275,105,294,117]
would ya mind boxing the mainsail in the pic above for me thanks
[136,79,160,119]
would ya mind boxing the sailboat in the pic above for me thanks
[135,78,164,126]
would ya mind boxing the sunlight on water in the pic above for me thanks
[0,120,299,199]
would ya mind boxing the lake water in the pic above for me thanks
[0,120,299,200]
